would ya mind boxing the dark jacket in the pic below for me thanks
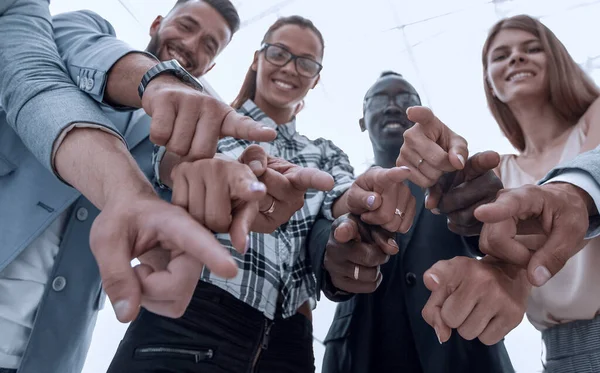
[308,183,515,373]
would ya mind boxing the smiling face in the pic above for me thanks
[362,75,420,149]
[252,24,322,111]
[486,28,549,104]
[147,0,232,77]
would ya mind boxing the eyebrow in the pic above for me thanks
[273,42,318,60]
[180,15,200,28]
[491,38,540,54]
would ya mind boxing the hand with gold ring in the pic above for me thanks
[396,106,469,188]
[240,154,335,234]
[170,144,269,253]
[345,166,416,233]
[323,213,399,294]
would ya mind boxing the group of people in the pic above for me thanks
[1,1,600,373]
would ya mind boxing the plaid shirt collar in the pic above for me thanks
[240,99,297,141]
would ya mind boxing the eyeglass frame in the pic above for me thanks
[363,92,421,111]
[259,43,323,78]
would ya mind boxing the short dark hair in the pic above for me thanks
[174,0,240,34]
[379,71,403,79]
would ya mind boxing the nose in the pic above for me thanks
[509,51,527,66]
[279,58,298,76]
[384,101,404,115]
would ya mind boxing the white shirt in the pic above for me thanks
[499,120,600,330]
[0,211,67,369]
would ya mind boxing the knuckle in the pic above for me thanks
[441,308,461,329]
[421,306,434,325]
[457,326,477,341]
[479,334,500,346]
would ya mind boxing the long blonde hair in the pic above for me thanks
[482,15,599,151]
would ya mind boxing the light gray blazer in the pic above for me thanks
[0,3,154,372]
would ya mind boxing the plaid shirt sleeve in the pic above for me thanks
[318,139,355,220]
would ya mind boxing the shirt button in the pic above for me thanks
[85,77,94,91]
[405,272,417,287]
[76,207,88,221]
[52,276,67,292]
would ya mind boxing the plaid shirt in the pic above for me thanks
[153,99,354,319]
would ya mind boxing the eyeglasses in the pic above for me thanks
[364,93,421,111]
[260,43,323,78]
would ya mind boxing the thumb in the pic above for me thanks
[423,268,442,292]
[447,130,469,171]
[334,219,359,243]
[527,224,579,287]
[91,233,142,323]
[239,144,268,176]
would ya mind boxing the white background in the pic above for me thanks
[46,1,600,372]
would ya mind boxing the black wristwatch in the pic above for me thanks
[137,59,204,99]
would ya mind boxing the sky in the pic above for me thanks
[46,0,600,372]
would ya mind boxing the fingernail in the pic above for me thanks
[457,154,466,167]
[249,161,263,172]
[244,236,250,254]
[431,208,441,215]
[425,194,429,206]
[434,326,443,344]
[249,181,266,192]
[387,238,399,249]
[429,273,440,285]
[113,300,130,320]
[367,195,376,208]
[399,166,411,171]
[533,266,551,286]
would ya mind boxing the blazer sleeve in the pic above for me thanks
[52,10,157,107]
[0,0,120,174]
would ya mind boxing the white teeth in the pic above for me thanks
[385,123,402,129]
[274,80,294,90]
[509,72,533,81]
[167,47,189,69]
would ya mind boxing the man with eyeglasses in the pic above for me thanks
[308,71,516,372]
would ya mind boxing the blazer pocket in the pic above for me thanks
[0,153,16,176]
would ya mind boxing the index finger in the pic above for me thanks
[154,209,238,279]
[221,109,277,142]
[474,187,543,224]
[359,166,411,192]
[406,106,468,171]
[286,167,335,192]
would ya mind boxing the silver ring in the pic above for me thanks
[261,200,276,215]
[395,208,406,219]
[353,265,360,280]
[417,158,425,169]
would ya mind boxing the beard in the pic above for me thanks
[146,34,161,59]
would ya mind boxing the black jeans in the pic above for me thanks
[108,281,315,373]
[0,369,16,373]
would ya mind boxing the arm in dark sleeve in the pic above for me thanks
[308,217,354,302]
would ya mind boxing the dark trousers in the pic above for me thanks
[0,369,16,373]
[107,281,315,373]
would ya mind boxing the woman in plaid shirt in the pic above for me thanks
[109,15,415,373]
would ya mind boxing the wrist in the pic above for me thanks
[551,182,597,216]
